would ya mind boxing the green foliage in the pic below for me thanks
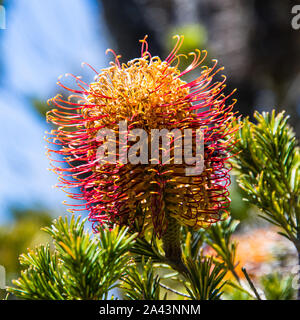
[130,235,164,264]
[229,110,300,300]
[8,215,137,300]
[128,221,247,300]
[229,179,251,221]
[182,227,204,260]
[230,110,300,244]
[204,218,239,282]
[260,272,295,300]
[121,258,165,300]
[184,255,227,300]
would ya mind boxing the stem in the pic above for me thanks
[162,216,188,275]
[159,283,190,298]
[242,268,262,300]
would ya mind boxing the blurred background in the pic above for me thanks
[0,0,299,297]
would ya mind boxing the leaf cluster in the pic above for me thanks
[9,216,136,300]
[230,110,300,244]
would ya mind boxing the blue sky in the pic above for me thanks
[0,0,109,222]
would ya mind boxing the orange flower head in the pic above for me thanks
[46,36,238,237]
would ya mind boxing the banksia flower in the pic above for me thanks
[46,36,237,272]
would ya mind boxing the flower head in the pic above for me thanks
[46,36,237,237]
